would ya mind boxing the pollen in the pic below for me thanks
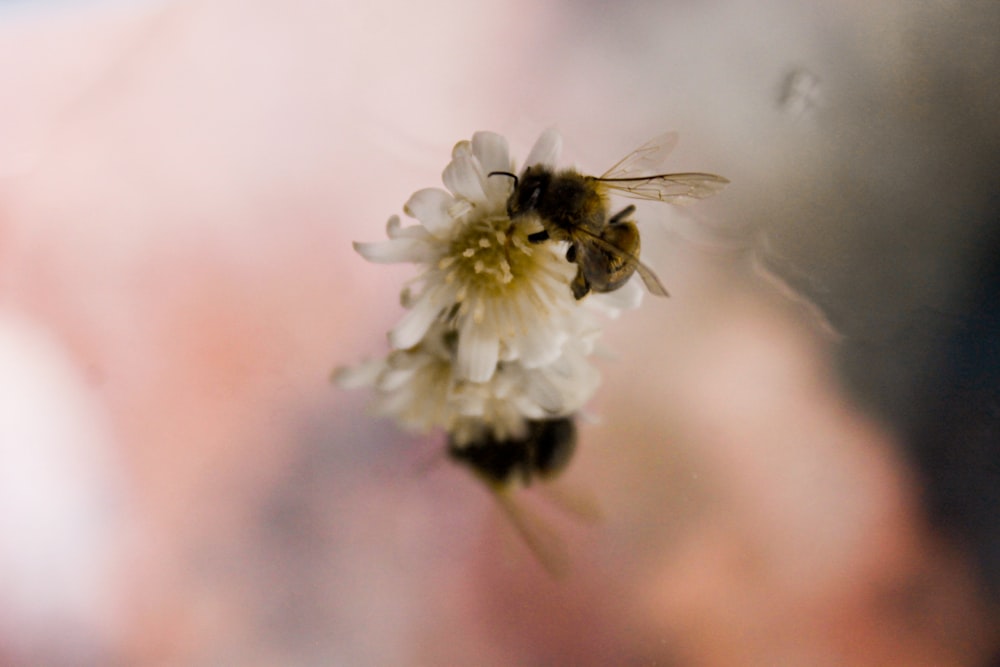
[445,213,540,296]
[498,259,512,282]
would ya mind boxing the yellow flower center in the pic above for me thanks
[440,214,540,298]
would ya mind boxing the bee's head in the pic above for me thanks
[489,166,549,219]
[510,167,550,219]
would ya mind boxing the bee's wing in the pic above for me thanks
[600,132,679,179]
[634,260,670,297]
[599,133,728,203]
[493,489,570,577]
[537,482,603,523]
[598,172,730,203]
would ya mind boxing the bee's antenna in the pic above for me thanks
[488,170,519,189]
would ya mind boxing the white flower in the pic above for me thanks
[334,322,600,447]
[339,129,644,448]
[354,131,588,383]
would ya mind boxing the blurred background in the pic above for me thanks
[1,0,998,664]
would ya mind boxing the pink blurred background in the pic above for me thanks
[1,1,997,664]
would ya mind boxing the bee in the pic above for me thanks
[491,132,729,299]
[448,417,594,575]
[446,417,577,489]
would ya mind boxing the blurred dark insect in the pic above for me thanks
[447,417,596,575]
[447,417,577,488]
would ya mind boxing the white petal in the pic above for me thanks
[588,277,644,314]
[457,318,499,382]
[376,366,418,391]
[524,370,565,413]
[389,292,443,349]
[331,359,383,388]
[516,315,567,368]
[557,357,601,409]
[471,132,511,174]
[473,132,515,203]
[573,325,602,355]
[353,239,436,264]
[452,393,487,417]
[531,363,584,412]
[385,216,433,241]
[515,401,548,420]
[524,128,562,168]
[491,367,518,398]
[403,188,455,238]
[617,276,646,307]
[372,388,417,421]
[452,139,473,160]
[442,154,486,203]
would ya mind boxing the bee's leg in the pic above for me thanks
[608,204,636,226]
[527,230,550,244]
[571,268,591,300]
[566,245,592,299]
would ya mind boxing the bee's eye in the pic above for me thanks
[526,187,541,210]
[510,186,539,217]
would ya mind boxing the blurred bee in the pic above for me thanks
[447,417,577,488]
[448,417,596,575]
[491,132,729,299]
